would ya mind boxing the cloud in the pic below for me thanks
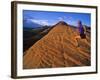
[28,19,49,25]
[58,17,63,21]
[57,16,76,26]
[58,16,67,21]
[67,16,73,20]
[58,16,70,21]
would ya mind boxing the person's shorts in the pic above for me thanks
[80,34,86,39]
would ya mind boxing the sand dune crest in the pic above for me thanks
[23,21,90,69]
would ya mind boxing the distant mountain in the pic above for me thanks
[23,19,42,28]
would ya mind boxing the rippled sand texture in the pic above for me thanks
[23,22,91,69]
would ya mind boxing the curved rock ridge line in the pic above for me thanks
[23,22,91,69]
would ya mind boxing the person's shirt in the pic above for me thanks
[78,24,84,34]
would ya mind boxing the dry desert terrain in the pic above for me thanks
[23,21,91,69]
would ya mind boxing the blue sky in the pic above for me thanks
[23,10,91,27]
